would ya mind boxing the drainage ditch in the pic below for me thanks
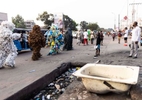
[29,62,86,100]
[5,62,86,100]
[30,67,79,100]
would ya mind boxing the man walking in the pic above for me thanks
[129,21,141,58]
[83,29,88,45]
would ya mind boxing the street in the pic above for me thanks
[0,36,142,100]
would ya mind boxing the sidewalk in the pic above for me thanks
[0,36,141,100]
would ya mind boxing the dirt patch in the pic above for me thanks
[58,79,131,100]
[58,50,142,100]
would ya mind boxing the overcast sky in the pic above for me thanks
[1,0,142,28]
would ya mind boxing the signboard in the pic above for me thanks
[54,13,64,29]
[124,16,128,20]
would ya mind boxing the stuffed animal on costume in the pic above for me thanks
[0,21,21,68]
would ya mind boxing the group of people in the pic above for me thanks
[111,21,141,58]
[76,29,104,58]
[111,27,128,44]
[44,25,64,55]
[0,21,75,69]
[44,26,74,52]
[94,21,141,59]
[0,20,141,69]
[76,29,104,46]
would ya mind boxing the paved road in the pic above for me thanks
[0,35,141,100]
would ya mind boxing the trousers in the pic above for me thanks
[130,41,138,57]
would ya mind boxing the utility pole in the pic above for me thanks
[112,12,116,30]
[118,14,120,30]
[127,0,129,28]
[129,2,142,24]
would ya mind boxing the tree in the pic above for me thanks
[63,15,77,30]
[71,20,78,31]
[12,14,26,28]
[37,11,54,26]
[98,28,106,32]
[80,21,88,30]
[87,23,100,31]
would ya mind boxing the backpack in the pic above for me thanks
[118,33,122,37]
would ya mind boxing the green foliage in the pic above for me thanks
[98,28,106,32]
[37,11,54,27]
[80,21,88,30]
[80,21,100,31]
[87,23,99,31]
[12,14,26,28]
[63,15,77,30]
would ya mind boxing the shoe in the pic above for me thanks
[133,56,137,59]
[4,64,15,68]
[93,57,97,59]
[129,44,131,48]
[47,53,51,56]
[0,66,5,69]
[128,55,132,57]
[93,55,98,59]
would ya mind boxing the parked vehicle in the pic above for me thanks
[13,28,31,51]
[72,31,77,38]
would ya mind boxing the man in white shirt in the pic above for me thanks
[129,21,141,58]
[123,27,129,43]
[83,29,88,45]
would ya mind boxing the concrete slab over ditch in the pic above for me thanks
[4,62,85,100]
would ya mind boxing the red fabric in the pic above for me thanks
[84,39,88,45]
[118,33,122,37]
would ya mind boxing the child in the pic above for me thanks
[94,32,101,58]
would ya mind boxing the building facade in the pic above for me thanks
[24,20,35,29]
[0,12,8,24]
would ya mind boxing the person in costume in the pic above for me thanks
[47,24,64,55]
[28,25,45,61]
[0,21,21,68]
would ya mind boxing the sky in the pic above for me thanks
[0,0,142,29]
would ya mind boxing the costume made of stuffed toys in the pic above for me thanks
[0,21,21,68]
[28,25,45,61]
[47,24,64,55]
